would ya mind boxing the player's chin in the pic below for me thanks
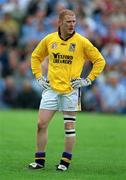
[69,30,74,34]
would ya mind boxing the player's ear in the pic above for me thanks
[58,19,63,26]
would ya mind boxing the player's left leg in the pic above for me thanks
[57,111,76,171]
[57,89,79,171]
[64,112,76,153]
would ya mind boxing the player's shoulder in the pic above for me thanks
[75,32,89,42]
[45,32,58,39]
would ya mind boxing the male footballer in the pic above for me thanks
[29,9,106,171]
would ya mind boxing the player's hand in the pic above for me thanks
[37,76,50,90]
[71,78,91,89]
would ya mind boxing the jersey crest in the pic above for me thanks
[69,43,76,52]
[51,42,57,49]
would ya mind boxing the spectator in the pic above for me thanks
[20,15,36,45]
[2,76,18,108]
[0,12,19,46]
[0,78,6,108]
[17,79,40,109]
[0,38,11,77]
[82,83,101,112]
[14,60,33,91]
[101,40,122,66]
[99,71,126,113]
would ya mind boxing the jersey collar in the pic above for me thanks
[58,27,75,41]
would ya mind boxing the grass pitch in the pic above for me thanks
[0,110,126,180]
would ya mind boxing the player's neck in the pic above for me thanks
[61,32,70,40]
[58,27,75,41]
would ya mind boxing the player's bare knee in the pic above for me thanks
[37,120,48,130]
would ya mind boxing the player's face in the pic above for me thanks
[60,15,76,36]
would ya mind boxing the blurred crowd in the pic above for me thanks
[0,0,126,113]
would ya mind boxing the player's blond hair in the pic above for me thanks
[59,9,76,20]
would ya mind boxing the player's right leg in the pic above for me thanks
[29,88,59,169]
[29,109,56,169]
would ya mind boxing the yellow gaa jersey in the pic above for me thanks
[31,32,106,93]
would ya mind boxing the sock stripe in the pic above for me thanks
[35,157,45,160]
[61,157,71,163]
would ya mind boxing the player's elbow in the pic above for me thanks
[102,58,106,69]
